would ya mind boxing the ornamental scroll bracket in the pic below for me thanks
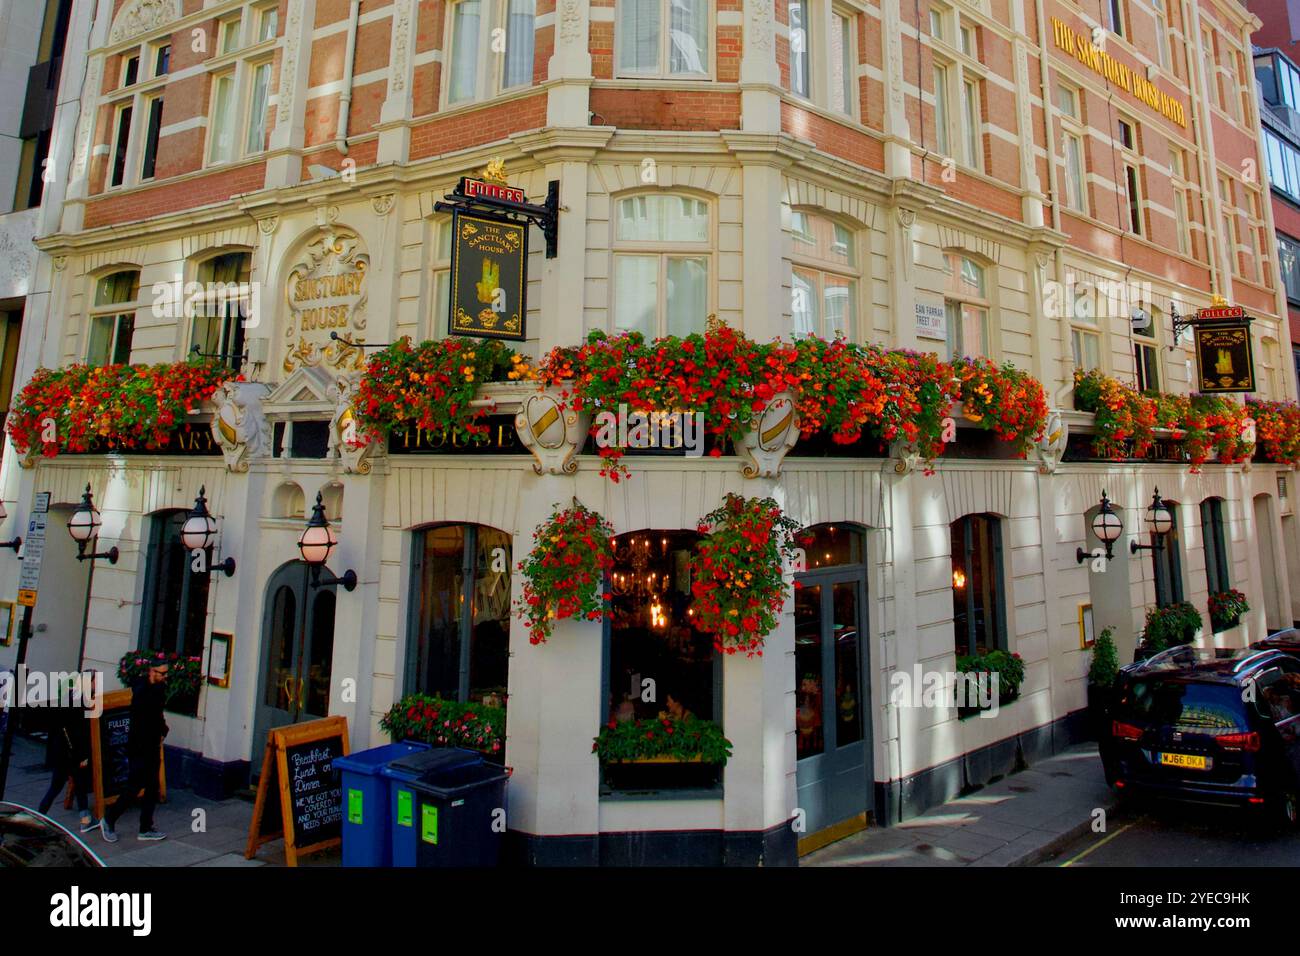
[209,381,273,473]
[738,394,800,479]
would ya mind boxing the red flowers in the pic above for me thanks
[1248,399,1300,465]
[516,502,615,645]
[689,494,802,657]
[8,360,231,457]
[951,356,1049,456]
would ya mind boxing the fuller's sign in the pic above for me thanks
[1194,322,1256,393]
[448,211,527,340]
[457,177,526,205]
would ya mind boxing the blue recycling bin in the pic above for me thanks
[335,741,431,867]
[380,747,484,868]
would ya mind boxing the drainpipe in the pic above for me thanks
[335,0,361,157]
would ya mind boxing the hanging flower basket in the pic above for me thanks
[1208,588,1250,633]
[689,493,802,657]
[516,500,615,644]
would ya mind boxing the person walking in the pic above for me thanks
[36,678,98,834]
[101,661,169,843]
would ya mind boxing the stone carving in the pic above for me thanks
[748,1,773,52]
[559,0,583,44]
[329,377,380,475]
[1034,409,1069,475]
[372,194,396,217]
[257,216,280,235]
[390,0,414,93]
[278,0,306,123]
[109,0,180,45]
[515,390,591,475]
[883,2,906,125]
[209,381,273,472]
[283,227,370,374]
[72,57,102,182]
[738,394,799,478]
[0,216,37,300]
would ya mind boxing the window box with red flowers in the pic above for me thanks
[7,360,231,462]
[380,693,506,760]
[516,501,615,645]
[1247,399,1300,465]
[350,337,533,449]
[689,493,802,657]
[1208,589,1250,634]
[950,357,1050,457]
[594,712,732,793]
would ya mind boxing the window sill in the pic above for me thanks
[599,787,723,802]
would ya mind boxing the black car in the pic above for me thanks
[1251,628,1300,659]
[0,803,104,867]
[1100,646,1300,826]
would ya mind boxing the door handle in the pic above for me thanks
[282,674,296,708]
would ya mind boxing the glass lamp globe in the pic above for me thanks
[1146,489,1174,536]
[67,493,102,543]
[298,494,337,566]
[1091,494,1123,545]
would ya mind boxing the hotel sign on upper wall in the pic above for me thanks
[283,227,370,374]
[1049,18,1187,127]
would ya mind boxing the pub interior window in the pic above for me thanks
[190,251,251,371]
[87,270,139,366]
[950,514,1007,657]
[1153,500,1185,607]
[603,531,720,791]
[613,193,710,338]
[140,510,212,661]
[1201,497,1231,594]
[618,0,708,79]
[447,0,539,104]
[790,211,858,340]
[409,524,512,708]
[943,252,990,360]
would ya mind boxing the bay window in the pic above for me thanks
[790,212,858,340]
[613,194,711,338]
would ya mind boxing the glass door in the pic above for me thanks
[794,569,870,837]
[252,560,338,777]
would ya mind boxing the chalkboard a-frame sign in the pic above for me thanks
[88,688,168,822]
[245,716,349,866]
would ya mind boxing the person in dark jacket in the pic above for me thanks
[101,663,169,843]
[37,680,98,834]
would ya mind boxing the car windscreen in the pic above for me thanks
[1114,679,1250,734]
[0,808,100,868]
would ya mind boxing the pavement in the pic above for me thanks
[804,743,1119,867]
[0,733,339,867]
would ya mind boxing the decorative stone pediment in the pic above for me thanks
[263,365,338,416]
[110,0,181,45]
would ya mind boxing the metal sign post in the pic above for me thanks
[0,493,49,800]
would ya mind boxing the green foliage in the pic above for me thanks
[381,693,506,756]
[956,649,1025,702]
[1141,601,1202,651]
[593,713,733,765]
[1088,627,1120,689]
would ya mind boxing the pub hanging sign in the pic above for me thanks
[435,159,560,342]
[1192,306,1255,394]
[448,210,528,340]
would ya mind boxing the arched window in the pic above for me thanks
[950,513,1006,656]
[791,212,858,340]
[190,251,251,372]
[613,194,710,338]
[408,524,512,704]
[942,252,989,360]
[139,510,212,661]
[88,270,139,366]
